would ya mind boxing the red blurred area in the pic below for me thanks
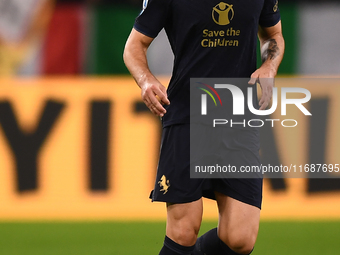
[42,4,82,74]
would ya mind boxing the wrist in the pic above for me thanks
[137,73,156,90]
[260,61,278,77]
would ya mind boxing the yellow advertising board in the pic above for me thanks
[0,77,339,220]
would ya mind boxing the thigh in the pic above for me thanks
[166,199,203,246]
[215,192,260,249]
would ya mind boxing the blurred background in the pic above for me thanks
[0,0,340,254]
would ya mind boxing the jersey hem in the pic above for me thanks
[150,188,262,209]
[162,118,190,128]
[259,17,281,28]
[134,22,158,38]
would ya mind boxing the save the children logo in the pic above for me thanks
[201,3,239,48]
[212,2,234,25]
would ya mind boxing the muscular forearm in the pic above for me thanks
[249,22,285,110]
[123,32,156,89]
[123,28,170,116]
[258,25,285,77]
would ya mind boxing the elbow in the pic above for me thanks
[123,42,135,69]
[123,44,129,66]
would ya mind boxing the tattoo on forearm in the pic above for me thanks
[261,39,280,62]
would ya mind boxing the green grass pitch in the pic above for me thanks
[0,221,339,254]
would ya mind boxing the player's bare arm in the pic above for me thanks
[123,28,170,117]
[249,21,285,110]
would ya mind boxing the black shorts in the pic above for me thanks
[150,124,263,209]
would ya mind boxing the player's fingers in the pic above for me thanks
[158,86,170,105]
[149,95,166,115]
[248,72,259,85]
[148,88,168,111]
[143,97,161,115]
[146,100,164,116]
[259,104,267,110]
[258,96,265,109]
[258,83,272,110]
[152,86,170,106]
[150,105,160,115]
[158,93,170,105]
[258,99,269,110]
[258,93,270,109]
[145,92,166,116]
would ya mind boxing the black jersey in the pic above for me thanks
[134,0,281,127]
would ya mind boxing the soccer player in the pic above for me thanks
[123,0,284,254]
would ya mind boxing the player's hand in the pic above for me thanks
[248,67,275,110]
[140,81,170,117]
